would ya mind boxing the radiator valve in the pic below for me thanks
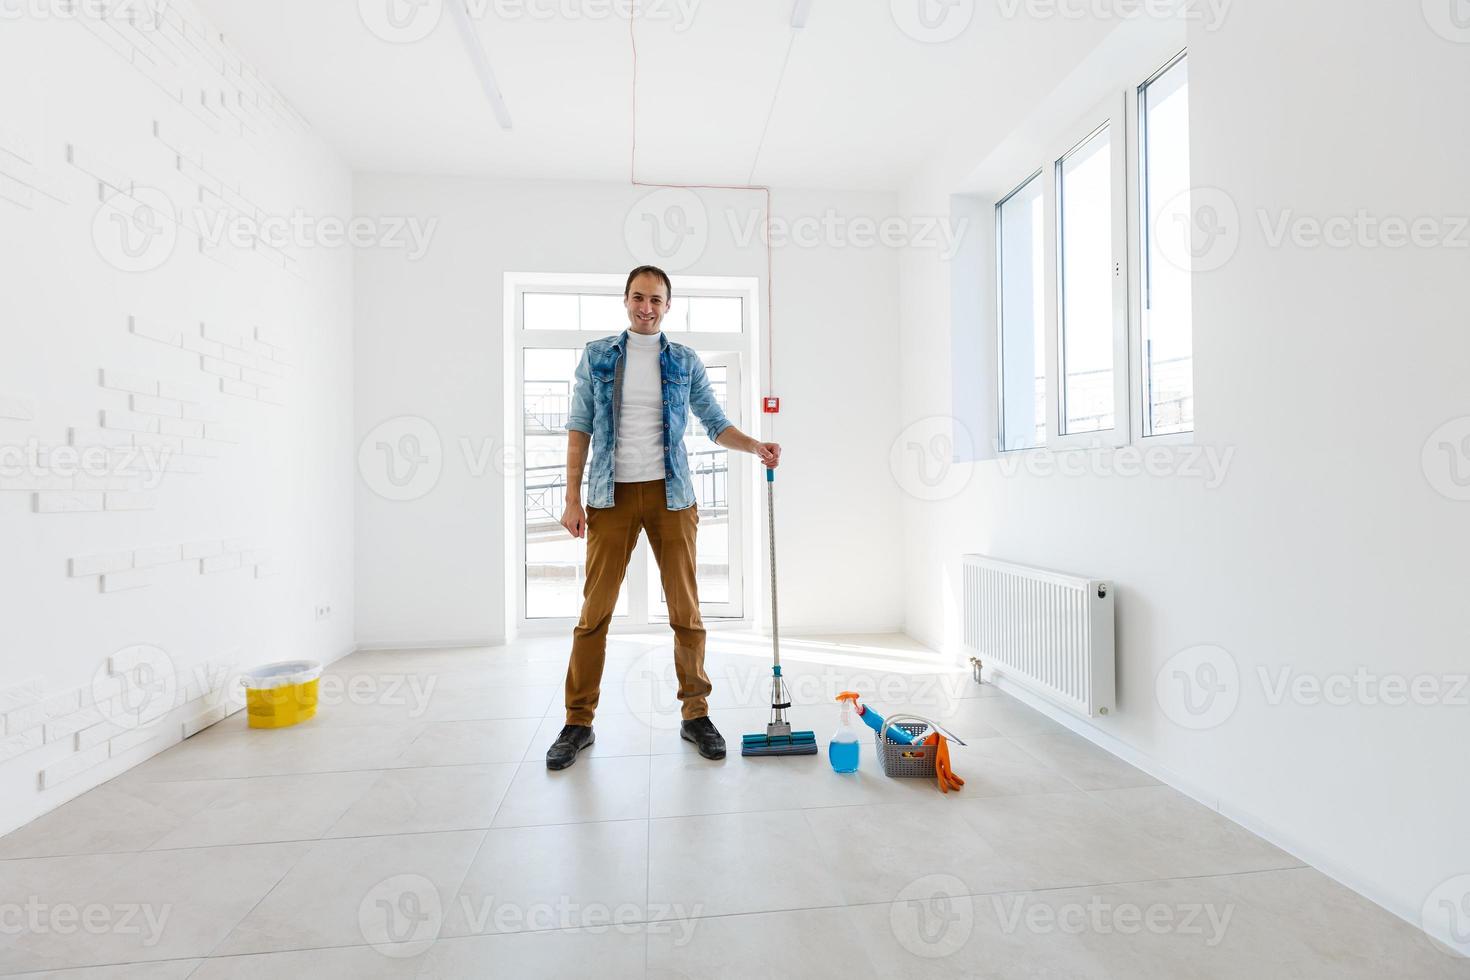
[969,656,983,684]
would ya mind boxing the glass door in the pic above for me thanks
[641,352,744,621]
[517,301,748,626]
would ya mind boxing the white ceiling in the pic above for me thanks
[196,0,1114,191]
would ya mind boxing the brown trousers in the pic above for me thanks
[564,479,711,725]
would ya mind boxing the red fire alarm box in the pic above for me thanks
[762,396,780,413]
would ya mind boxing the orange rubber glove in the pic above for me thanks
[926,733,965,793]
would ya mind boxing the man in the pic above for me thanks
[546,265,781,769]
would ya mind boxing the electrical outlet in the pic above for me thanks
[315,603,332,621]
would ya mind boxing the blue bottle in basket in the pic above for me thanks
[829,693,862,772]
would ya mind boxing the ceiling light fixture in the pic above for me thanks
[445,0,513,130]
[791,0,812,28]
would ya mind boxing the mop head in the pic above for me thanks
[741,728,818,757]
[744,661,815,755]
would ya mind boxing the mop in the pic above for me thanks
[741,467,818,757]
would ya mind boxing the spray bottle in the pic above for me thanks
[828,692,862,773]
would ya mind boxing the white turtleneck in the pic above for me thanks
[614,330,666,482]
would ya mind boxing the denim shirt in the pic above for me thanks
[566,331,733,511]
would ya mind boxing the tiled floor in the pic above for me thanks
[0,632,1463,978]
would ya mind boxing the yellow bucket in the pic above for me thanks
[244,660,323,729]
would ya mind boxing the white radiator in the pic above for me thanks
[961,555,1115,719]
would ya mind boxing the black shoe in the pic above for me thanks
[546,724,595,770]
[680,716,726,760]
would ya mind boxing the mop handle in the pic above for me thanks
[767,467,779,669]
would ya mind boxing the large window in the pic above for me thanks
[997,173,1046,451]
[1138,53,1193,435]
[993,50,1191,451]
[511,277,753,627]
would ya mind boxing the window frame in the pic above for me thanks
[1044,92,1129,452]
[1128,48,1194,444]
[992,52,1194,456]
[505,272,759,636]
[995,168,1046,454]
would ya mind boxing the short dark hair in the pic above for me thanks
[624,265,672,300]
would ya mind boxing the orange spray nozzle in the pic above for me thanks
[835,691,864,714]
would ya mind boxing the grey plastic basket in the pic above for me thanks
[875,715,937,779]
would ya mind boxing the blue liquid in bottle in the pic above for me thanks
[828,738,860,773]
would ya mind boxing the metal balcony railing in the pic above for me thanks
[524,449,729,533]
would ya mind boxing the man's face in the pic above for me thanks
[625,273,670,334]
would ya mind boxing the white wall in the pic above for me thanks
[898,0,1470,943]
[353,176,905,647]
[0,6,355,835]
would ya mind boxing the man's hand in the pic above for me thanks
[561,500,586,539]
[716,428,783,468]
